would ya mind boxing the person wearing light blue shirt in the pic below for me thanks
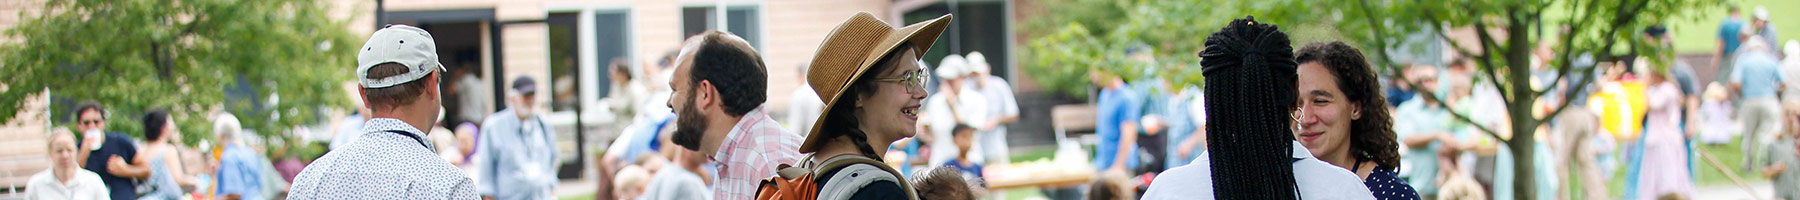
[213,113,263,200]
[1733,39,1786,171]
[1094,71,1142,172]
[477,77,561,200]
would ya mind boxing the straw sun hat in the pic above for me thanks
[799,12,952,153]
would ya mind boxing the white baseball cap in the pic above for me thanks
[966,51,991,75]
[936,54,967,79]
[1754,6,1769,21]
[357,24,444,88]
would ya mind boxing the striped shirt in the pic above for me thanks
[711,107,804,200]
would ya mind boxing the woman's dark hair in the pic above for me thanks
[142,109,171,141]
[818,43,914,160]
[1197,16,1298,199]
[1294,41,1401,168]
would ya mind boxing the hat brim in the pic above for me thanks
[799,14,952,153]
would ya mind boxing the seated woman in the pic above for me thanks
[1292,41,1421,200]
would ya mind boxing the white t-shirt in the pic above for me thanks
[27,168,111,200]
[923,88,988,166]
[785,85,824,137]
[1141,141,1374,200]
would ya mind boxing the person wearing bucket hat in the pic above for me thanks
[289,24,478,199]
[663,30,804,200]
[922,54,988,166]
[960,51,1022,165]
[797,12,951,199]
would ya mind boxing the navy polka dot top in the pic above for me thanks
[1365,167,1421,200]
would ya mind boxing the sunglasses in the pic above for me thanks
[80,119,103,126]
[875,70,930,94]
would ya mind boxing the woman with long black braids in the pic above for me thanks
[1141,16,1372,200]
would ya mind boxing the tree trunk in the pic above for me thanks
[1506,15,1538,199]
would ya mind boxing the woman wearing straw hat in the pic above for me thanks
[796,12,951,199]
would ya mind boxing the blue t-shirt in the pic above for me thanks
[1095,85,1143,170]
[1733,51,1786,99]
[82,133,139,200]
[1721,18,1745,55]
[944,161,985,178]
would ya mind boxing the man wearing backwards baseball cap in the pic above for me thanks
[288,24,479,199]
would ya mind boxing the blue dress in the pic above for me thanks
[1361,163,1421,200]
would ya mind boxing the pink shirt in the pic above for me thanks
[712,107,804,200]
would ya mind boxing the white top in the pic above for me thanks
[923,88,988,166]
[785,85,824,137]
[1141,141,1374,200]
[26,168,110,200]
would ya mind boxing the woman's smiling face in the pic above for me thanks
[855,48,929,140]
[1294,61,1357,160]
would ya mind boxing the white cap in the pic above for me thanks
[937,54,967,79]
[1785,40,1799,57]
[357,24,444,88]
[966,51,991,75]
[1754,6,1769,20]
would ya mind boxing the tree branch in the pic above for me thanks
[1539,0,1649,121]
[1359,0,1503,142]
[1471,19,1514,106]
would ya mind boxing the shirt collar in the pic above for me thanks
[363,118,434,151]
[713,106,769,162]
[1290,140,1312,162]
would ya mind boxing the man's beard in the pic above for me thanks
[671,96,708,151]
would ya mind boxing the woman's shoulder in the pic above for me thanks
[1366,167,1421,200]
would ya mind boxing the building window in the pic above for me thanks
[682,5,761,48]
[905,1,1010,79]
[547,12,584,112]
[591,11,631,101]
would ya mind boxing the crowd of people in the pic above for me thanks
[17,3,1799,200]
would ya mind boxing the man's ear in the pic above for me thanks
[698,80,716,112]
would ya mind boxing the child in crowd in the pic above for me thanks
[1700,82,1735,145]
[613,165,650,200]
[1760,103,1800,200]
[947,124,984,179]
[1088,170,1134,200]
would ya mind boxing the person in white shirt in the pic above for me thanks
[922,55,988,166]
[787,63,825,138]
[27,129,111,200]
[960,52,1020,164]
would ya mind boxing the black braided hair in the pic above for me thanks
[1198,16,1300,199]
[818,43,917,160]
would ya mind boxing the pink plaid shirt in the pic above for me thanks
[712,107,803,200]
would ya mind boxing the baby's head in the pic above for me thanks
[911,166,974,200]
[1704,82,1727,102]
[612,165,651,200]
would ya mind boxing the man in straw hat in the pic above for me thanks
[664,30,803,200]
[1141,16,1370,200]
[798,12,950,199]
[289,24,478,199]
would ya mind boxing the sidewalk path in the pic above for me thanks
[1691,181,1772,200]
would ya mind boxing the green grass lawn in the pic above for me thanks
[1590,138,1765,199]
[1667,0,1800,55]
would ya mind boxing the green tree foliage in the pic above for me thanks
[0,0,361,145]
[1324,0,1718,199]
[1018,0,1328,98]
